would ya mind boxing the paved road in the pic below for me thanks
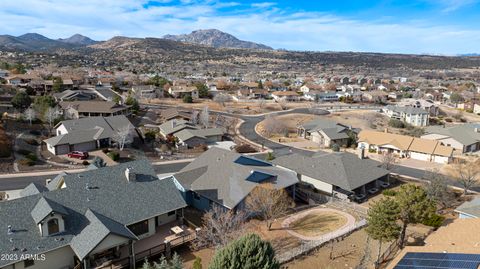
[0,161,191,191]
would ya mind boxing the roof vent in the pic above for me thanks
[9,238,13,243]
[11,247,18,251]
[7,225,13,235]
[125,168,136,182]
[21,248,27,252]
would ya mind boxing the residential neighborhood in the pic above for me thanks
[2,1,480,269]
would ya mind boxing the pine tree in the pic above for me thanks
[366,197,401,263]
[209,234,279,269]
[170,253,183,269]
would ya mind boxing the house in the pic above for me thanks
[383,105,429,127]
[52,89,97,102]
[299,84,321,94]
[271,91,302,102]
[159,119,197,137]
[386,219,480,269]
[167,85,199,99]
[236,89,269,99]
[358,130,454,164]
[363,90,388,103]
[93,87,122,102]
[175,128,225,148]
[297,119,358,148]
[0,69,9,78]
[131,85,163,98]
[60,101,130,119]
[0,160,188,269]
[160,108,192,122]
[44,115,135,155]
[455,197,480,219]
[273,152,389,200]
[317,91,340,102]
[421,124,480,153]
[171,147,298,211]
[397,98,439,116]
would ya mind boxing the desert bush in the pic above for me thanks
[107,152,120,161]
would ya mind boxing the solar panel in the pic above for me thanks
[394,252,480,269]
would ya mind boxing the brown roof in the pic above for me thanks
[272,91,299,96]
[358,130,454,156]
[59,101,129,114]
[387,219,480,269]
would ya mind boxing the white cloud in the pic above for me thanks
[0,0,479,54]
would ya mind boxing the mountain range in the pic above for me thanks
[0,29,272,52]
[163,29,272,50]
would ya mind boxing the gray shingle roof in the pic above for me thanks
[173,148,298,209]
[44,115,133,147]
[20,182,48,197]
[60,100,128,114]
[30,197,69,224]
[273,152,389,192]
[70,209,137,260]
[175,128,224,142]
[424,124,480,146]
[159,119,197,136]
[455,197,480,218]
[0,160,186,267]
[385,105,429,115]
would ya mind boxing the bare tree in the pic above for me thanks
[258,99,266,110]
[190,110,199,125]
[192,205,246,249]
[423,168,454,209]
[45,106,61,129]
[262,115,287,138]
[380,152,397,183]
[24,108,36,125]
[277,97,288,110]
[245,183,294,230]
[199,106,209,128]
[451,158,480,194]
[213,93,231,107]
[112,124,133,151]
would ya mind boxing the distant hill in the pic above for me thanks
[58,34,97,45]
[0,33,94,51]
[163,29,273,50]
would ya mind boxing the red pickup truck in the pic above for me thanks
[67,151,89,160]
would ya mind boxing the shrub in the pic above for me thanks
[29,130,41,135]
[26,153,38,162]
[144,130,157,142]
[107,152,120,161]
[82,160,90,166]
[183,95,193,103]
[102,148,110,153]
[209,234,279,269]
[17,149,32,156]
[368,148,377,153]
[422,214,445,228]
[234,144,257,153]
[383,189,397,196]
[19,158,35,166]
[25,138,39,146]
[331,143,340,152]
[445,118,453,123]
[265,152,275,161]
[193,257,202,269]
[388,119,405,128]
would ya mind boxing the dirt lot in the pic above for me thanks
[325,110,389,131]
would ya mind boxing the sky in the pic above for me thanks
[1,0,480,54]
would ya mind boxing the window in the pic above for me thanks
[128,220,149,236]
[24,259,34,267]
[47,218,59,235]
[193,192,200,200]
[167,210,175,216]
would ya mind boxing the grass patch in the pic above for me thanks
[289,212,347,237]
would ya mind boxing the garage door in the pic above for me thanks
[73,141,97,152]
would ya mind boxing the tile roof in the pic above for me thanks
[173,148,298,209]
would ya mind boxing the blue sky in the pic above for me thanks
[1,0,480,54]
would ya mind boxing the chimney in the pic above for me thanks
[125,168,136,182]
[475,128,479,133]
[384,128,388,133]
[172,120,177,129]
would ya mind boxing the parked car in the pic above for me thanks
[368,188,379,195]
[67,151,89,160]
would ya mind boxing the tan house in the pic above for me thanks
[271,91,302,102]
[60,101,130,119]
[358,130,454,164]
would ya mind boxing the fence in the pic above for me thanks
[276,219,367,264]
